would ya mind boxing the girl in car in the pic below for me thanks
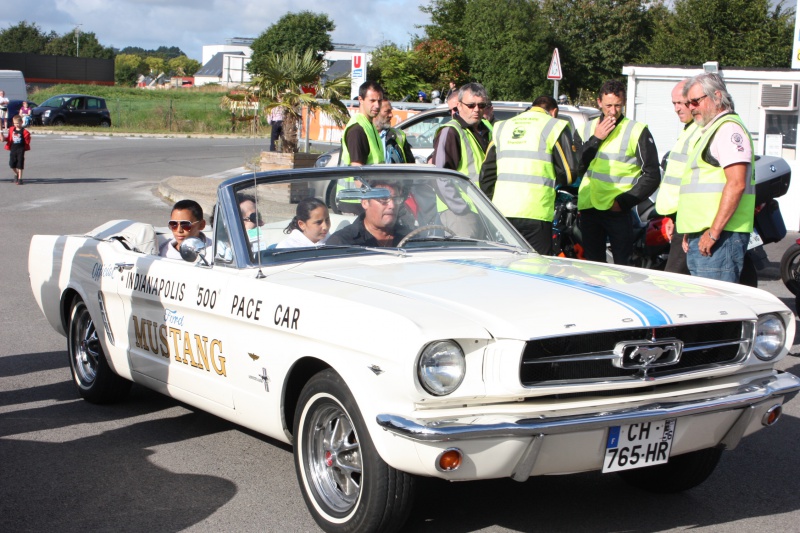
[277,197,331,248]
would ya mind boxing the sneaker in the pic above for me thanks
[17,179,22,185]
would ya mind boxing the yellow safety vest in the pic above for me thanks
[676,113,755,234]
[341,113,384,166]
[435,120,489,182]
[654,122,700,216]
[492,109,569,221]
[577,117,646,211]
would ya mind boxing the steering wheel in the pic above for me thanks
[397,224,456,247]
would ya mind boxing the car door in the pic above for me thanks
[115,244,236,409]
[84,97,104,126]
[65,97,86,125]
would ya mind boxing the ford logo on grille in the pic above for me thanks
[613,339,683,370]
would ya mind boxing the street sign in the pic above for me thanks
[350,54,367,99]
[548,48,563,80]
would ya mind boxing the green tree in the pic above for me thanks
[119,45,186,60]
[249,11,335,77]
[168,55,202,76]
[419,0,469,50]
[144,56,166,76]
[642,0,794,68]
[43,28,114,59]
[414,38,469,94]
[245,49,350,153]
[542,0,653,100]
[0,21,54,53]
[462,0,551,101]
[115,54,145,86]
[369,43,424,100]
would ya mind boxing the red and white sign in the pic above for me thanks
[547,48,563,80]
[350,53,367,99]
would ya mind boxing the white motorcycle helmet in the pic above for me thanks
[432,90,441,98]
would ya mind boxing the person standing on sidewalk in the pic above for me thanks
[655,79,699,275]
[268,106,284,151]
[341,81,385,166]
[0,91,9,130]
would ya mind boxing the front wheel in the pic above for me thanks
[780,243,800,295]
[617,446,723,493]
[67,298,131,403]
[294,369,414,533]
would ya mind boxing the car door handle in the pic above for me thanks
[115,262,134,272]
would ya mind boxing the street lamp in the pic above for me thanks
[75,24,82,57]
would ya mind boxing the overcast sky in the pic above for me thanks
[2,0,431,63]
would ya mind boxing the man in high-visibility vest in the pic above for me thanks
[373,100,414,164]
[430,82,492,236]
[677,73,755,283]
[341,81,385,166]
[576,79,660,266]
[655,79,700,275]
[480,95,576,255]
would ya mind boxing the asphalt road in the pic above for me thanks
[2,134,800,532]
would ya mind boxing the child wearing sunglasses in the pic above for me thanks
[159,199,212,259]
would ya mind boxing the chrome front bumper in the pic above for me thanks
[377,372,800,443]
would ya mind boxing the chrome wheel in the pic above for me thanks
[306,400,362,513]
[70,301,100,388]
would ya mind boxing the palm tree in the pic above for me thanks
[250,48,351,153]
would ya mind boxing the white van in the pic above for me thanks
[0,70,28,101]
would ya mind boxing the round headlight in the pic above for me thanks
[754,314,786,361]
[314,153,332,167]
[417,340,465,396]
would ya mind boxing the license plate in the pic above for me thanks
[602,419,676,473]
[747,230,764,250]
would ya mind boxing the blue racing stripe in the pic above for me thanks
[450,259,673,327]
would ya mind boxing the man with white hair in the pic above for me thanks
[677,73,755,283]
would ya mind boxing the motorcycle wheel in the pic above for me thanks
[780,243,800,296]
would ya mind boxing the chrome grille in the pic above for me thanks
[520,321,748,386]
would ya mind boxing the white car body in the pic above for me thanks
[29,166,800,532]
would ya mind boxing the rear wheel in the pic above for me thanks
[780,243,800,295]
[67,298,131,403]
[294,369,414,533]
[100,119,111,128]
[617,446,723,493]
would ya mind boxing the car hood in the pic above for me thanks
[305,252,774,339]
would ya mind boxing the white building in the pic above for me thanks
[622,63,800,230]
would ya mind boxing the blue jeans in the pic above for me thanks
[686,231,749,283]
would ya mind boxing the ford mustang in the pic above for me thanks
[29,166,800,533]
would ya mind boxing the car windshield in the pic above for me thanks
[39,96,71,108]
[222,167,531,267]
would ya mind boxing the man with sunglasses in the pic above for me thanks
[327,181,410,247]
[676,73,755,283]
[654,79,699,275]
[575,79,660,266]
[430,82,493,236]
[159,199,212,259]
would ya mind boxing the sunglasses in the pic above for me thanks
[243,212,260,224]
[460,102,488,110]
[687,95,709,107]
[168,219,199,231]
[372,196,405,205]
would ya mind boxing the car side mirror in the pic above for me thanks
[180,237,209,266]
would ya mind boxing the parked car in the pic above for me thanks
[314,103,601,167]
[31,94,112,127]
[29,166,800,533]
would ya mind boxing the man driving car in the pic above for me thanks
[327,181,410,247]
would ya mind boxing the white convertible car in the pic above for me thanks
[29,166,800,532]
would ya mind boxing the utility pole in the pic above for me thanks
[75,24,83,57]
